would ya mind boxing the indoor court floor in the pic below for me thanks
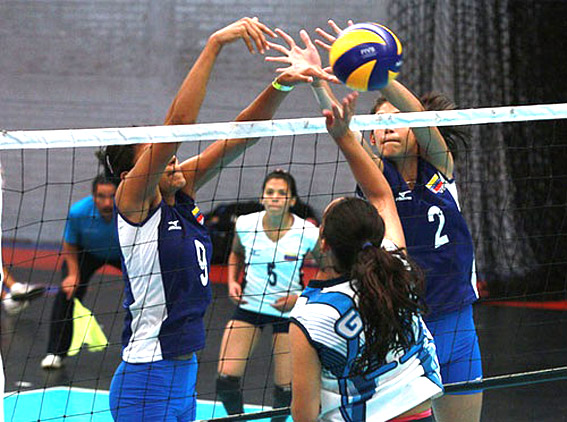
[2,261,567,421]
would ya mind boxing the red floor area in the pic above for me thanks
[2,245,319,284]
[485,300,567,311]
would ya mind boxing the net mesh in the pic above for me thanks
[1,105,567,421]
[388,0,567,299]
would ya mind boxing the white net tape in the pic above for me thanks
[3,103,567,150]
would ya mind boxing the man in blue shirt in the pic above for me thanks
[41,174,122,369]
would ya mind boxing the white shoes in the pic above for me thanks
[41,354,63,370]
[2,293,29,315]
[9,282,45,301]
[2,282,46,315]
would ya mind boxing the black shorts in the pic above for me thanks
[232,307,290,334]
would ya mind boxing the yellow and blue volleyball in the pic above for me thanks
[330,23,403,92]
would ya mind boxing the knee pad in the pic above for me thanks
[271,385,292,422]
[216,374,244,415]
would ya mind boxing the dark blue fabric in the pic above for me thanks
[109,355,198,421]
[381,158,477,317]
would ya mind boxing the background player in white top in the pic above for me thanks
[216,170,319,421]
[289,92,442,422]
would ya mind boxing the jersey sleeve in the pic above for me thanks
[234,213,255,244]
[234,215,244,239]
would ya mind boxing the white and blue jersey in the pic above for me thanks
[380,158,478,318]
[116,191,212,363]
[290,270,442,421]
[236,211,319,318]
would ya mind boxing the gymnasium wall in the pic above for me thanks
[0,1,388,244]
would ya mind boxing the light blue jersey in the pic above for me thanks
[65,196,121,261]
[116,191,212,363]
[236,211,318,317]
[290,261,442,421]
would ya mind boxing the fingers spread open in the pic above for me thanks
[299,29,315,48]
[275,28,296,48]
[264,40,290,56]
[315,27,336,44]
[327,19,343,35]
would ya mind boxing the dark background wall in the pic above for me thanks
[1,0,567,299]
[0,0,387,244]
[503,0,567,296]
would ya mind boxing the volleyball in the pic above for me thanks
[329,23,403,92]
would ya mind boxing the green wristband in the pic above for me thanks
[272,78,294,92]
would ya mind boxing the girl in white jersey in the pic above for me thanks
[216,169,319,421]
[289,92,442,422]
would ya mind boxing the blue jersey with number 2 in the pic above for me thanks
[382,158,478,318]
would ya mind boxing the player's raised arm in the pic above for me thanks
[110,18,275,221]
[180,29,336,198]
[380,80,454,178]
[306,21,385,171]
[324,92,405,248]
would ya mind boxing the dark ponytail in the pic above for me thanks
[96,144,137,179]
[322,197,425,374]
[351,244,424,373]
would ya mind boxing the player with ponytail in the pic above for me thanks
[289,93,442,422]
[321,197,424,375]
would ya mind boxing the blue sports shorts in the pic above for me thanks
[109,354,198,421]
[425,304,482,394]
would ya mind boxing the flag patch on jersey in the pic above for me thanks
[284,254,298,261]
[192,206,205,225]
[426,173,446,194]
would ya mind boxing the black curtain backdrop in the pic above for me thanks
[388,0,567,299]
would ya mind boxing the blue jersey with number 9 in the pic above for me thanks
[116,191,212,363]
[381,158,478,318]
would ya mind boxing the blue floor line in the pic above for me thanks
[4,387,287,422]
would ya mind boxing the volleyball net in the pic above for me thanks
[1,103,567,421]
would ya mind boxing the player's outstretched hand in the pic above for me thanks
[323,92,359,141]
[265,28,339,86]
[210,17,276,54]
[314,19,354,51]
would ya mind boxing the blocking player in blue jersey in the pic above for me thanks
[280,21,482,422]
[215,170,319,421]
[366,87,481,420]
[100,18,335,422]
[290,92,442,422]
